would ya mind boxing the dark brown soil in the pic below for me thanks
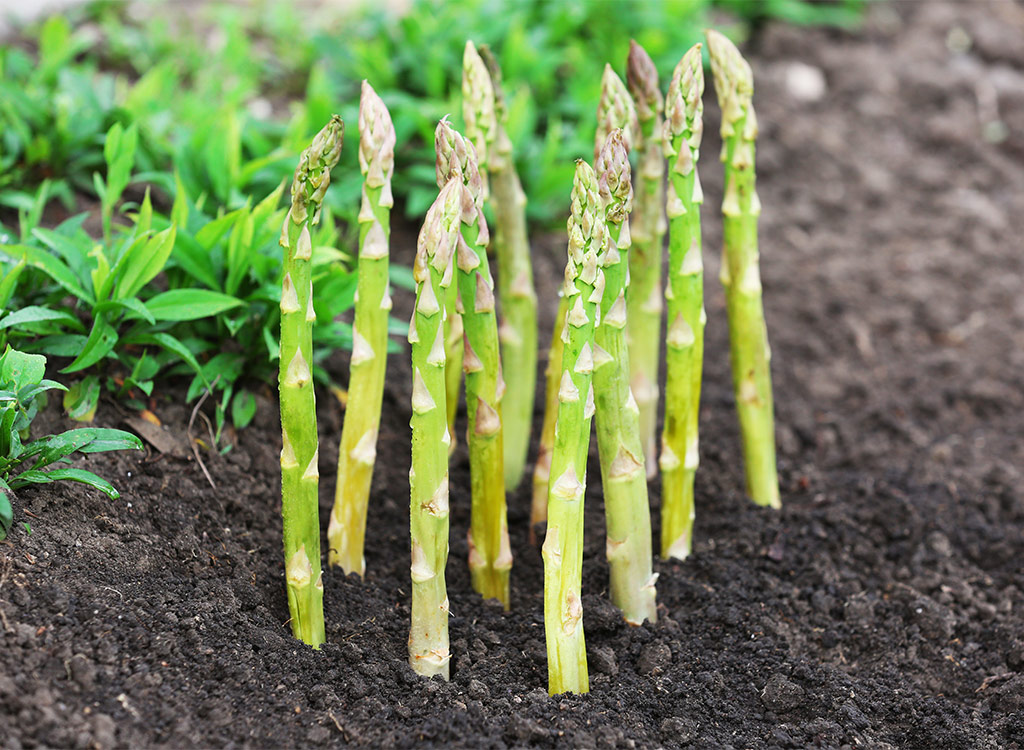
[3,3,1024,748]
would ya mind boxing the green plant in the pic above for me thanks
[591,130,657,625]
[660,44,707,559]
[436,120,511,608]
[0,346,141,540]
[408,178,461,680]
[279,116,343,648]
[464,41,538,491]
[328,82,395,576]
[543,159,605,696]
[625,41,668,479]
[706,30,780,508]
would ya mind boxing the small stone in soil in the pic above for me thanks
[761,673,805,713]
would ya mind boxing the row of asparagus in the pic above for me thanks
[277,31,779,694]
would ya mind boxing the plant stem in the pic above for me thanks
[279,116,343,648]
[706,30,780,509]
[473,43,538,491]
[543,159,605,695]
[531,294,566,544]
[329,82,395,576]
[660,45,705,560]
[436,119,511,607]
[592,130,656,625]
[626,41,667,479]
[408,178,462,680]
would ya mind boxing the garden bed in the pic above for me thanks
[2,3,1023,748]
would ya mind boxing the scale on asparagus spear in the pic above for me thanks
[435,119,512,608]
[328,82,395,577]
[706,30,780,509]
[279,116,343,648]
[660,44,706,560]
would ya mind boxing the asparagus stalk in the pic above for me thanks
[592,129,657,624]
[706,30,780,508]
[660,45,706,560]
[533,66,637,546]
[435,119,512,607]
[543,159,606,695]
[625,41,668,479]
[279,116,343,648]
[408,178,462,679]
[469,42,539,491]
[444,284,463,455]
[328,82,395,576]
[530,295,566,544]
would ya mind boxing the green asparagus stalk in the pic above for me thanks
[436,119,511,608]
[469,42,539,491]
[706,30,780,509]
[543,159,606,695]
[625,40,668,479]
[533,66,637,547]
[592,129,657,624]
[328,82,395,576]
[279,116,343,648]
[443,291,463,455]
[408,177,462,679]
[660,45,706,560]
[530,295,566,544]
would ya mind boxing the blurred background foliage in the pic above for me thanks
[1,0,867,230]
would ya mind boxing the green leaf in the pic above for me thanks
[10,468,120,499]
[0,259,26,309]
[0,488,11,541]
[0,305,85,332]
[231,388,257,430]
[0,244,90,302]
[61,316,117,374]
[0,346,45,388]
[123,332,207,384]
[144,289,243,322]
[63,375,100,422]
[115,225,177,300]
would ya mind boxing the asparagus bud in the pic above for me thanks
[706,30,780,509]
[328,83,395,577]
[436,118,511,607]
[592,129,657,624]
[279,115,343,648]
[594,64,639,160]
[660,45,706,560]
[543,159,606,695]
[468,42,539,492]
[625,39,668,479]
[408,178,462,680]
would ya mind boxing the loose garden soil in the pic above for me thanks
[3,3,1024,748]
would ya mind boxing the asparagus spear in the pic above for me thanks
[660,45,706,560]
[436,119,512,607]
[279,116,343,648]
[595,64,638,160]
[592,129,657,624]
[468,42,539,491]
[530,295,566,544]
[706,30,780,508]
[543,159,606,695]
[408,178,462,679]
[625,40,668,479]
[533,66,639,547]
[328,82,395,577]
